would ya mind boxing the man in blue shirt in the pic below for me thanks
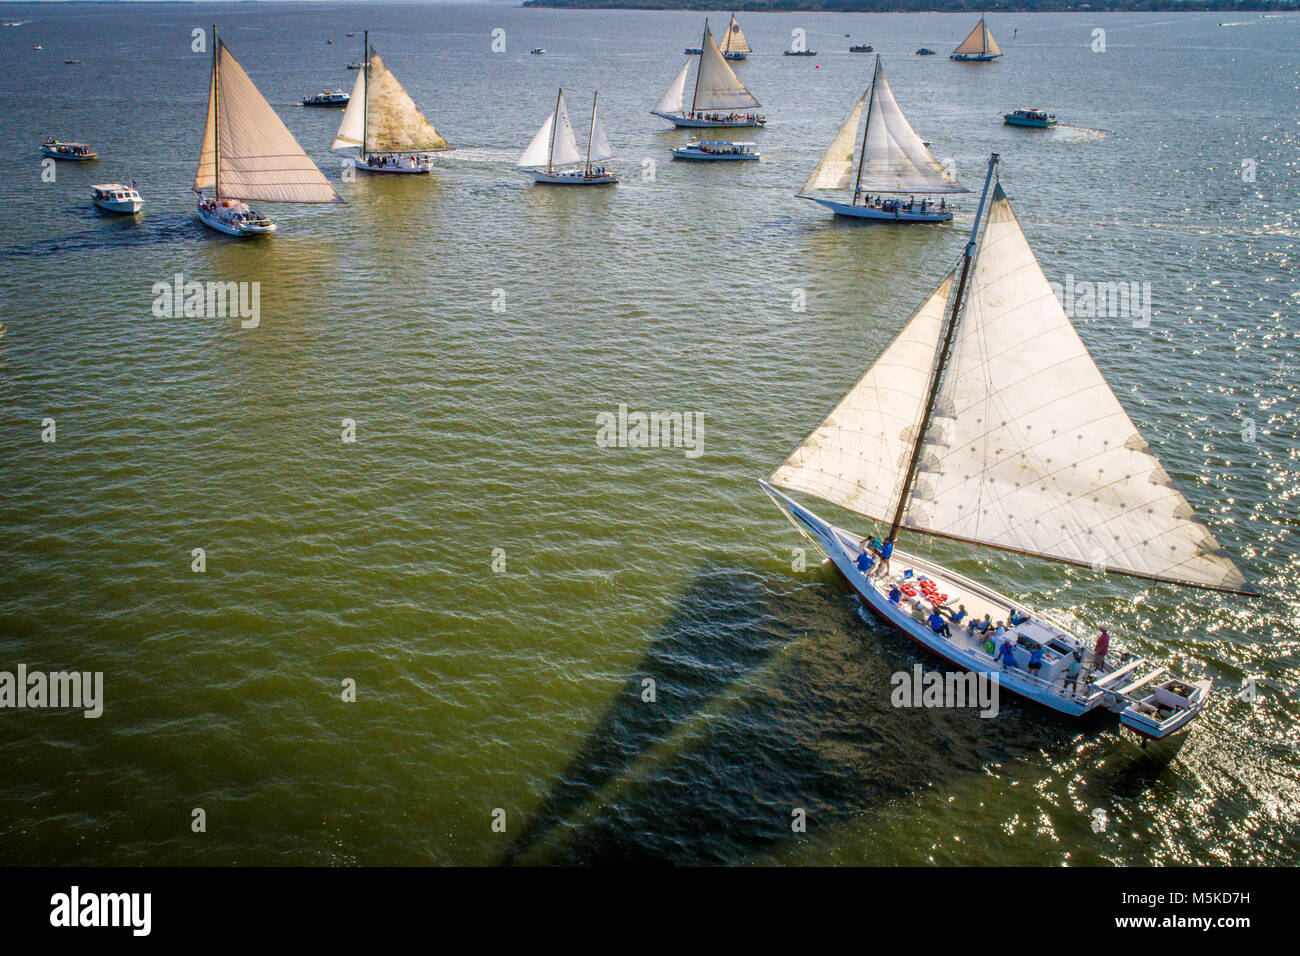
[997,639,1017,670]
[856,547,874,574]
[927,610,951,637]
[878,538,894,576]
[888,585,902,604]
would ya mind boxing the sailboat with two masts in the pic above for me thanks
[718,14,750,61]
[798,56,966,223]
[331,31,450,175]
[193,27,342,236]
[763,153,1252,741]
[651,20,764,129]
[950,17,1002,61]
[517,89,617,185]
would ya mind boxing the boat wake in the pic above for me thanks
[1048,125,1108,143]
[434,147,520,165]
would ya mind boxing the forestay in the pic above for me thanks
[195,41,341,203]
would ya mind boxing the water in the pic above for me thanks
[0,3,1297,866]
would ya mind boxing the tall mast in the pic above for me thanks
[547,87,562,174]
[585,91,597,175]
[982,17,988,56]
[689,20,708,117]
[362,30,369,157]
[851,55,880,206]
[211,24,220,200]
[886,153,999,541]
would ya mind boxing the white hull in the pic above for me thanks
[526,170,617,185]
[651,110,765,129]
[760,482,1212,740]
[356,161,432,176]
[672,148,758,162]
[93,197,143,214]
[196,198,276,237]
[806,196,953,223]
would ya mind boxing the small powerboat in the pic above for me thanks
[671,140,759,162]
[357,152,433,175]
[40,138,96,161]
[90,182,143,214]
[683,46,702,55]
[916,48,936,56]
[1004,108,1057,128]
[850,44,874,53]
[303,89,349,107]
[345,61,361,70]
[783,49,817,57]
[530,48,545,55]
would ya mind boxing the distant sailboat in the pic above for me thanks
[718,13,750,61]
[798,56,967,223]
[518,89,616,185]
[951,16,1002,61]
[193,27,342,237]
[651,20,764,129]
[332,31,450,175]
[764,152,1251,742]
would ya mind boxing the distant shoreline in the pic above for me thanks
[522,2,1295,11]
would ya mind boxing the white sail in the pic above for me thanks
[194,40,341,203]
[719,14,751,54]
[953,19,1001,57]
[517,114,554,168]
[770,272,957,524]
[654,60,690,115]
[332,46,448,153]
[902,186,1248,593]
[587,110,614,164]
[857,59,967,195]
[550,91,583,167]
[692,23,760,112]
[799,90,867,193]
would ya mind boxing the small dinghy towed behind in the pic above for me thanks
[40,138,96,161]
[90,181,143,214]
[671,140,758,162]
[764,152,1252,743]
[332,31,450,176]
[652,19,764,129]
[797,56,967,223]
[193,26,343,236]
[517,89,617,185]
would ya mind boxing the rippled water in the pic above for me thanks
[0,3,1296,866]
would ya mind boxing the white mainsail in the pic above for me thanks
[770,272,956,524]
[772,176,1250,594]
[799,91,867,193]
[719,14,751,54]
[857,57,967,195]
[692,22,760,112]
[953,18,1002,57]
[331,45,449,154]
[194,40,341,203]
[654,60,690,115]
[517,90,582,169]
[587,109,614,164]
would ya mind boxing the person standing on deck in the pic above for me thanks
[877,537,894,577]
[996,638,1017,670]
[1093,628,1110,673]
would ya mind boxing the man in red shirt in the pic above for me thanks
[1093,628,1110,673]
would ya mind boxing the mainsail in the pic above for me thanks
[952,18,1002,58]
[194,40,341,203]
[654,60,690,115]
[856,57,966,195]
[332,43,449,154]
[691,22,760,112]
[719,14,751,54]
[587,105,614,164]
[517,89,582,169]
[772,163,1250,594]
[799,90,867,193]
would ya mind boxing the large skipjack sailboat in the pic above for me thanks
[718,13,751,61]
[950,17,1002,61]
[651,20,765,129]
[517,89,617,185]
[193,27,342,236]
[763,153,1253,742]
[798,56,967,223]
[331,31,451,175]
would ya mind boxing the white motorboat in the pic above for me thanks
[332,31,450,176]
[90,182,143,214]
[797,56,967,224]
[651,20,765,129]
[763,153,1251,742]
[192,26,343,237]
[518,89,617,185]
[303,89,349,107]
[671,140,758,161]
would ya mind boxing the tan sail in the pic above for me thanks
[770,272,956,524]
[332,46,449,154]
[692,22,760,112]
[719,14,751,55]
[799,91,867,193]
[194,40,341,203]
[952,18,1001,57]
